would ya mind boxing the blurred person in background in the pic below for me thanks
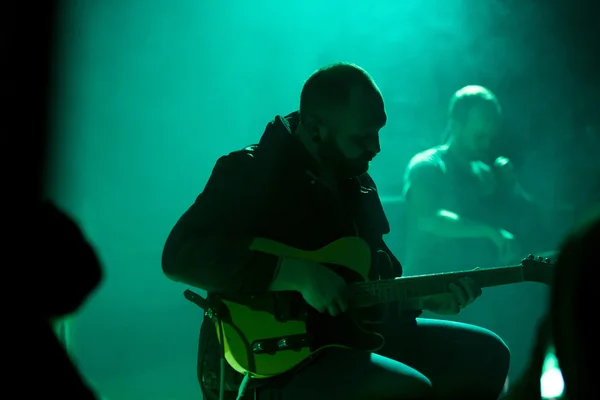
[6,2,103,398]
[506,208,598,399]
[402,85,547,274]
[546,208,597,399]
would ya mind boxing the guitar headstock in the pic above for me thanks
[521,254,555,285]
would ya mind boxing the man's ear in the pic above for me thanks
[303,114,327,143]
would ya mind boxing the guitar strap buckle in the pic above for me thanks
[183,289,226,322]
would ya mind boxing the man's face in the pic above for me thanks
[456,103,501,162]
[317,86,386,179]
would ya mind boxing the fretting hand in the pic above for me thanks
[417,276,482,315]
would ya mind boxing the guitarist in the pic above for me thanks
[162,63,510,400]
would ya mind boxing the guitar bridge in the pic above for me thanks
[251,334,312,354]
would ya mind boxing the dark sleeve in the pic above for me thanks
[357,173,404,278]
[161,152,281,296]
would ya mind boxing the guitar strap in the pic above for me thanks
[375,249,395,280]
[184,290,232,400]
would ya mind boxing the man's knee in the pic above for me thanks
[407,373,434,397]
[364,360,433,400]
[489,330,511,371]
[404,369,433,394]
[478,327,511,383]
[383,369,433,399]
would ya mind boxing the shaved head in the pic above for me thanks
[300,62,381,124]
[296,63,386,180]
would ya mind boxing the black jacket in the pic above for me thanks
[162,111,407,395]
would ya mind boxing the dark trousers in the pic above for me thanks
[259,318,510,400]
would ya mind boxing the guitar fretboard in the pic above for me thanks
[351,265,525,307]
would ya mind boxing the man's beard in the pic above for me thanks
[317,138,370,180]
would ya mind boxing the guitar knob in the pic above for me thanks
[278,339,288,349]
[252,342,265,352]
[527,254,534,259]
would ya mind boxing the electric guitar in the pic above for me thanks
[201,237,554,379]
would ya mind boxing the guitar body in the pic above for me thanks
[217,237,384,378]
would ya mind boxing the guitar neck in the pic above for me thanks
[352,265,525,307]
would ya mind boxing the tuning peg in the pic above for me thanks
[527,254,534,259]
